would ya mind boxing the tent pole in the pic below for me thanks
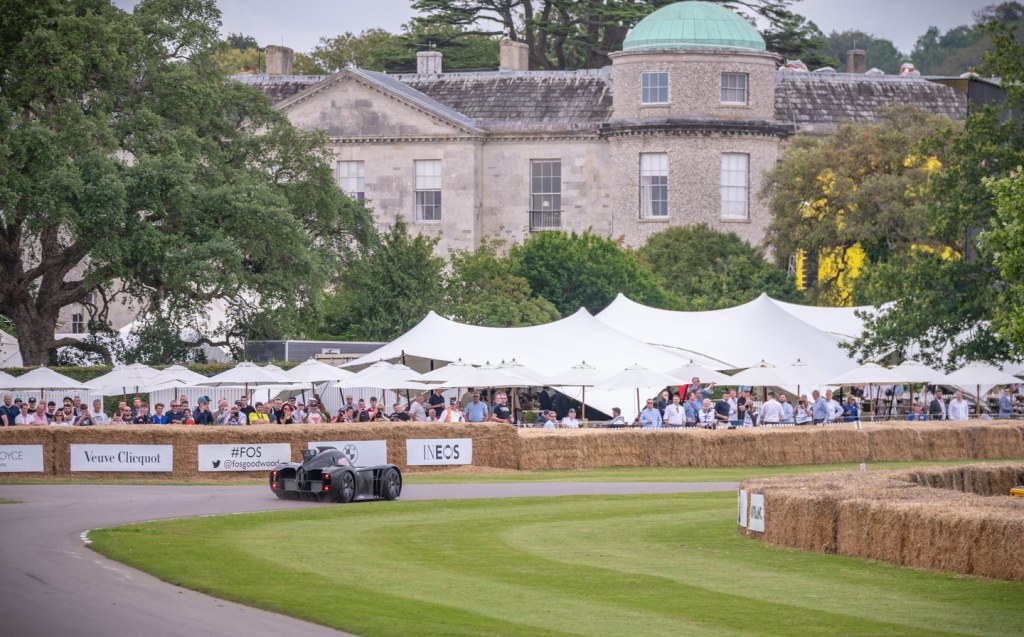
[582,386,586,421]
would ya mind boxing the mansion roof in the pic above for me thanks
[236,67,968,135]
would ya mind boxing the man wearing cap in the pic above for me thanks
[439,397,465,423]
[541,410,558,429]
[306,400,324,424]
[464,392,489,423]
[1,395,19,426]
[192,398,214,425]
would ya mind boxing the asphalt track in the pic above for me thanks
[0,480,737,637]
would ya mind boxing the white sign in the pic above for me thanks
[198,443,293,472]
[748,493,766,533]
[307,440,387,467]
[406,438,473,466]
[737,489,748,528]
[70,444,173,472]
[0,445,44,473]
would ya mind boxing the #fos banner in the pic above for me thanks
[308,440,387,467]
[0,445,44,472]
[198,444,292,472]
[70,444,173,472]
[748,493,766,533]
[406,438,473,466]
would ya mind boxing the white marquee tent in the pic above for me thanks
[342,309,692,419]
[595,293,858,380]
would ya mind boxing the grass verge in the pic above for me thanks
[89,492,1023,637]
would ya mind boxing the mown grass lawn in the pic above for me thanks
[89,492,1023,637]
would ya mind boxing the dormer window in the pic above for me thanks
[641,72,669,104]
[721,72,748,104]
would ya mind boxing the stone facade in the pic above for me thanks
[249,29,965,256]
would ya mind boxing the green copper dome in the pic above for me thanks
[623,1,766,52]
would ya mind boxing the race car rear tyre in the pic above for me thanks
[338,471,356,503]
[382,468,402,500]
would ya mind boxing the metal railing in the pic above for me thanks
[529,210,561,231]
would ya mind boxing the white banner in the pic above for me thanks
[0,445,44,473]
[406,438,473,466]
[70,444,172,472]
[198,443,293,472]
[737,489,748,528]
[308,440,387,467]
[749,493,766,533]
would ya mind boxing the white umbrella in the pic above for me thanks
[495,359,549,386]
[1,367,93,401]
[593,364,683,418]
[198,362,294,392]
[936,362,1024,417]
[418,359,475,383]
[826,362,904,386]
[285,359,355,384]
[666,361,732,385]
[546,361,608,420]
[335,362,430,391]
[87,363,162,396]
[0,370,20,387]
[435,362,538,390]
[137,365,209,394]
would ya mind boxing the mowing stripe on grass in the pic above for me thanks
[89,493,1023,637]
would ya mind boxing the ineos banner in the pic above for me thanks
[0,445,44,472]
[406,438,473,466]
[748,493,766,533]
[70,444,172,472]
[308,440,387,467]
[198,443,292,472]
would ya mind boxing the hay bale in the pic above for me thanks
[0,426,55,475]
[971,425,1024,460]
[867,426,924,461]
[643,429,702,467]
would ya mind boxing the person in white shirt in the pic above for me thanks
[560,408,580,428]
[947,390,970,421]
[409,394,429,422]
[698,399,717,428]
[759,392,783,426]
[826,390,843,423]
[663,394,686,428]
[542,410,558,429]
[14,404,33,426]
[89,399,109,425]
[439,397,465,423]
[794,395,813,425]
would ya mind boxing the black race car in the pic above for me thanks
[270,446,402,503]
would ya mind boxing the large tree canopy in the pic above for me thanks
[638,225,802,310]
[761,106,958,306]
[411,0,797,70]
[0,0,373,364]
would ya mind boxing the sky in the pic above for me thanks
[114,0,999,56]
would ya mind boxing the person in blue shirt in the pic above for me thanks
[639,398,662,429]
[842,396,860,423]
[998,387,1014,419]
[150,403,169,424]
[780,394,794,424]
[905,404,927,421]
[811,390,829,424]
[464,392,490,423]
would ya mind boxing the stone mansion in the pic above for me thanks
[237,1,966,255]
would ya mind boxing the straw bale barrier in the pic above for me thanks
[0,423,520,478]
[739,463,1024,580]
[518,421,1024,470]
[1,420,1021,477]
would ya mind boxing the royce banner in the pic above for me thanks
[406,438,473,466]
[70,444,173,472]
[308,440,387,467]
[198,443,293,472]
[0,445,44,472]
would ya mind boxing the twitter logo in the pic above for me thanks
[212,460,221,468]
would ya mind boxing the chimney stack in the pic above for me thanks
[499,38,529,71]
[846,49,866,74]
[265,45,294,75]
[417,50,443,76]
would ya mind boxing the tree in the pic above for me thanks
[444,237,560,326]
[319,218,444,341]
[309,24,499,74]
[844,20,1024,368]
[911,2,1024,75]
[0,0,373,364]
[637,225,802,310]
[762,11,837,69]
[411,0,799,70]
[508,231,677,316]
[309,28,410,73]
[761,106,957,306]
[985,170,1024,353]
[825,30,904,74]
